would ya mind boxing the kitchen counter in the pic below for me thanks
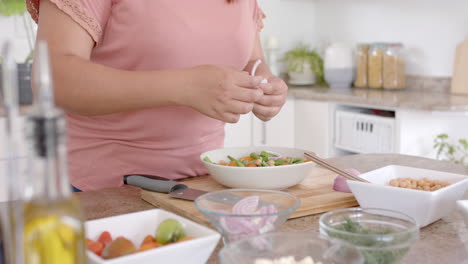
[2,88,467,117]
[77,153,468,264]
[289,86,468,112]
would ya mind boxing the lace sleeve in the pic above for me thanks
[26,0,111,44]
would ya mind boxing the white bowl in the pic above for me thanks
[347,165,468,227]
[457,200,468,227]
[86,209,220,264]
[200,146,315,190]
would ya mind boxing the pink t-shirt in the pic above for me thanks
[28,0,261,190]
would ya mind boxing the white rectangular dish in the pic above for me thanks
[86,209,220,264]
[347,165,468,227]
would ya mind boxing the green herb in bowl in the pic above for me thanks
[319,208,419,264]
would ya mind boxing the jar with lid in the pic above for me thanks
[368,43,385,89]
[354,44,369,88]
[383,43,405,89]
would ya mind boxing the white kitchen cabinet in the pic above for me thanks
[224,112,254,147]
[253,97,295,148]
[294,99,334,158]
[224,97,295,148]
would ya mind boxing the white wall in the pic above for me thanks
[258,0,318,57]
[0,14,36,62]
[313,0,468,77]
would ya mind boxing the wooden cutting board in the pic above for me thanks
[141,167,357,226]
[451,39,468,95]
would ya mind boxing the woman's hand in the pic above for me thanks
[182,65,264,123]
[252,76,288,121]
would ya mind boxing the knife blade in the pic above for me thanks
[124,175,278,207]
[124,175,207,201]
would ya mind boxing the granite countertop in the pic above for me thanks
[77,154,468,264]
[289,86,468,112]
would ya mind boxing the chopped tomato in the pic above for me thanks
[87,240,104,256]
[98,231,113,247]
[138,242,160,252]
[177,236,194,242]
[140,235,156,247]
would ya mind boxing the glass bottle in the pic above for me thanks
[354,44,369,88]
[368,43,385,89]
[22,41,86,264]
[383,43,406,89]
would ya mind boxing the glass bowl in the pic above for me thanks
[219,232,363,264]
[194,189,300,243]
[319,207,419,264]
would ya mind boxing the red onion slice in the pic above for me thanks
[232,196,259,215]
[333,168,361,193]
[220,195,279,241]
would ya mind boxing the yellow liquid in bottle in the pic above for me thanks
[23,198,86,264]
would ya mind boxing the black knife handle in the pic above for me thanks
[124,175,187,193]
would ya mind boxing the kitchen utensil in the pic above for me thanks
[347,165,468,227]
[140,166,358,227]
[320,207,419,264]
[451,38,468,95]
[124,175,207,201]
[304,152,369,182]
[86,209,220,264]
[219,232,363,264]
[200,146,315,189]
[194,189,300,244]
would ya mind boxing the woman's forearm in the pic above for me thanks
[49,54,187,116]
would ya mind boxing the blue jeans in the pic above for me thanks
[72,186,82,192]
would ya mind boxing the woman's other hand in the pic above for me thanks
[252,76,288,121]
[182,65,264,123]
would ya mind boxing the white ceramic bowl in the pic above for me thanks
[86,209,220,264]
[200,146,315,190]
[347,165,468,227]
[457,200,468,227]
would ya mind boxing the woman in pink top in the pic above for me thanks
[27,0,288,191]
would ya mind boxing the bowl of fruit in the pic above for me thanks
[200,146,315,189]
[85,209,220,264]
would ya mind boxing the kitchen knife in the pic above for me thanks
[124,175,277,206]
[124,175,207,201]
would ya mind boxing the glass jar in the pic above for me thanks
[383,43,405,89]
[368,43,385,89]
[354,44,369,88]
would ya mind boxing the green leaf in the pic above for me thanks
[437,134,449,139]
[0,0,26,16]
[448,145,456,155]
[459,139,468,150]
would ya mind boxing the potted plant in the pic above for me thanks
[282,44,326,86]
[0,0,36,104]
[433,133,468,170]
